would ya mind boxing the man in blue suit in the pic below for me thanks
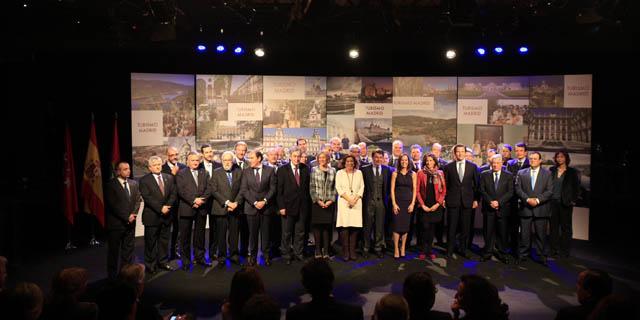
[515,151,554,266]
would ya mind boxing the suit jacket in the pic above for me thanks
[161,161,186,175]
[329,152,344,169]
[549,166,581,207]
[176,167,210,217]
[437,157,449,169]
[479,170,514,217]
[139,173,177,226]
[233,157,250,170]
[361,163,392,209]
[443,160,480,208]
[198,160,222,174]
[286,298,363,320]
[507,158,530,176]
[105,177,142,230]
[515,167,554,217]
[276,162,311,217]
[208,166,243,216]
[240,165,277,215]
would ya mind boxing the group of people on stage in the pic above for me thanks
[105,136,581,276]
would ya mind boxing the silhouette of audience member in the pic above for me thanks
[242,294,281,320]
[222,267,266,320]
[556,269,613,320]
[0,282,44,320]
[588,294,637,320]
[286,258,363,320]
[96,280,137,320]
[403,272,452,320]
[373,294,410,320]
[40,267,98,320]
[451,274,509,320]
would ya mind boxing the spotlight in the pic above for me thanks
[519,46,529,54]
[233,46,244,55]
[476,48,486,56]
[348,48,359,59]
[494,47,504,54]
[196,44,207,52]
[254,47,265,57]
[445,49,456,60]
[216,45,225,53]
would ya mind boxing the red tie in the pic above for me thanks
[157,174,165,195]
[294,166,300,186]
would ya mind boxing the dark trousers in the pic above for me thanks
[247,214,271,258]
[144,224,171,272]
[435,209,445,245]
[228,213,241,257]
[280,213,306,259]
[483,210,509,256]
[239,214,249,256]
[447,207,473,255]
[363,200,386,253]
[312,224,331,255]
[208,214,217,259]
[213,215,229,259]
[508,201,521,256]
[418,214,437,255]
[339,227,359,259]
[519,216,550,257]
[107,227,135,279]
[169,206,180,257]
[179,213,207,266]
[550,200,573,256]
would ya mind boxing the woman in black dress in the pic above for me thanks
[416,153,447,261]
[549,150,581,258]
[390,153,417,259]
[309,152,336,258]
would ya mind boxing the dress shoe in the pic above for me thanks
[145,269,156,276]
[229,255,240,265]
[195,259,212,267]
[481,255,493,262]
[181,264,191,271]
[216,259,226,268]
[285,258,292,265]
[264,256,272,266]
[362,251,369,259]
[295,254,305,262]
[376,251,384,259]
[539,256,549,267]
[157,263,175,271]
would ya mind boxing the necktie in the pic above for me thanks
[192,170,199,186]
[255,168,260,185]
[294,166,300,186]
[226,171,233,186]
[494,172,499,190]
[458,162,464,182]
[157,175,164,195]
[123,180,131,198]
[531,169,537,189]
[375,166,379,177]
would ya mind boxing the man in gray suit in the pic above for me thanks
[208,151,244,266]
[515,151,554,266]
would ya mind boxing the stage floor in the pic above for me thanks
[10,235,640,320]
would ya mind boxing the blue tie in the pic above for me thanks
[226,171,233,186]
[531,169,537,190]
[494,172,499,190]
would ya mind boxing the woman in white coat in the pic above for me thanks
[335,155,365,261]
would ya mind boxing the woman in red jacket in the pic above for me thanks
[416,153,447,261]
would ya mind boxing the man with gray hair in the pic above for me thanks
[329,137,344,168]
[234,141,250,170]
[479,154,514,263]
[430,143,448,168]
[358,142,370,166]
[139,155,177,274]
[390,140,404,167]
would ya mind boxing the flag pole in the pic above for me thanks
[89,217,101,246]
[65,222,77,251]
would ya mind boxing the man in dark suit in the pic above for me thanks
[506,142,530,259]
[479,155,514,263]
[361,149,392,258]
[161,146,186,260]
[286,258,363,320]
[105,161,142,279]
[139,156,177,274]
[277,147,311,265]
[515,151,554,265]
[443,144,480,259]
[208,151,243,267]
[477,148,497,173]
[234,141,250,257]
[199,144,221,262]
[176,152,210,270]
[240,149,277,266]
[408,144,424,252]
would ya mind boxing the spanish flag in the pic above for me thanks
[82,117,105,226]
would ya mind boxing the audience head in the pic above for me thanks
[51,267,89,301]
[588,294,637,320]
[0,256,7,290]
[577,269,613,306]
[403,272,437,316]
[96,280,137,320]
[374,294,409,320]
[119,263,146,298]
[242,294,281,320]
[455,274,509,320]
[229,267,265,320]
[0,282,44,320]
[301,258,334,299]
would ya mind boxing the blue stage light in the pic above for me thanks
[233,46,243,55]
[196,45,206,52]
[216,45,225,53]
[476,48,486,56]
[494,47,504,54]
[519,46,529,54]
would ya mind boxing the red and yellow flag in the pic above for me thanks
[82,118,105,226]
